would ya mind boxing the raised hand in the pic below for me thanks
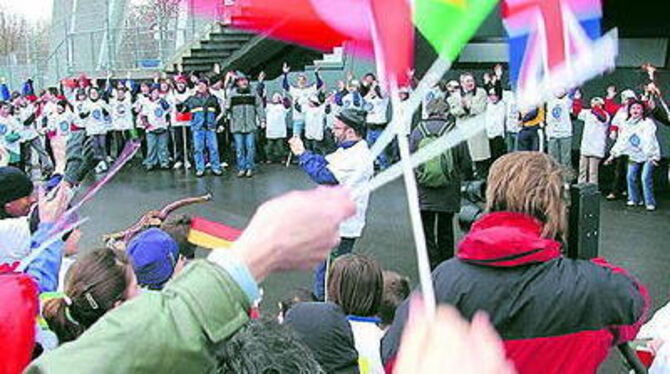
[258,71,266,82]
[283,62,290,74]
[606,85,617,99]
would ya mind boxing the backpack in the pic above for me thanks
[415,121,457,188]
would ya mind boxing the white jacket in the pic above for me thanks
[545,96,573,139]
[51,111,77,139]
[0,217,32,265]
[610,117,660,163]
[325,140,373,238]
[578,109,609,158]
[485,100,506,139]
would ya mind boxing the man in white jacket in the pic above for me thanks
[289,109,374,300]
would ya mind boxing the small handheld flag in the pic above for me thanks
[188,217,242,250]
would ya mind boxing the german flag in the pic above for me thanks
[188,217,242,250]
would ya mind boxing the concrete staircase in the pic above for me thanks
[164,22,328,80]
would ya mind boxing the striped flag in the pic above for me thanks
[188,217,242,250]
[502,0,618,107]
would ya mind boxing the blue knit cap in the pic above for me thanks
[127,228,179,290]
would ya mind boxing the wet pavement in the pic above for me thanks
[77,162,669,373]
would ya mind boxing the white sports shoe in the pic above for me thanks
[173,161,183,169]
[646,205,656,211]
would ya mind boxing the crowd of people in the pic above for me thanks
[1,61,669,374]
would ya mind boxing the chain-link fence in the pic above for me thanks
[0,0,227,90]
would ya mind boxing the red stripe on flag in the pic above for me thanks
[190,217,242,241]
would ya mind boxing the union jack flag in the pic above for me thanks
[502,0,618,107]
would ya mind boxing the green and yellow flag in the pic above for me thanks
[415,0,500,61]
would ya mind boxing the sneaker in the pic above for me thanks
[626,201,636,207]
[173,161,183,169]
[237,171,246,178]
[606,193,617,200]
[195,170,205,178]
[106,156,114,163]
[184,161,192,170]
[646,205,656,211]
[220,162,229,169]
[205,162,211,168]
[246,170,253,178]
[212,169,223,176]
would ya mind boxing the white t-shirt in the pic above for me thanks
[144,99,171,132]
[288,85,317,122]
[503,91,521,134]
[485,100,506,139]
[72,100,88,129]
[112,96,134,131]
[545,96,573,139]
[349,319,385,374]
[51,111,77,139]
[325,140,373,238]
[365,96,389,125]
[304,104,327,141]
[18,105,38,141]
[578,109,609,158]
[0,217,32,265]
[0,115,22,156]
[610,117,660,163]
[265,103,289,139]
[84,100,111,136]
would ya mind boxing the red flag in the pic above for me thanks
[193,0,413,87]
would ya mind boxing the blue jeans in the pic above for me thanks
[292,120,305,138]
[517,127,540,151]
[627,161,656,206]
[313,237,356,301]
[144,130,170,168]
[193,129,221,172]
[366,127,390,169]
[233,132,256,172]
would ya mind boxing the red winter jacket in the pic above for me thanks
[381,212,649,374]
[0,267,39,374]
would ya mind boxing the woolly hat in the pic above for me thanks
[0,167,33,207]
[335,109,366,135]
[621,89,637,102]
[127,228,180,290]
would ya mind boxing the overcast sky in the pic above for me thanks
[0,0,54,21]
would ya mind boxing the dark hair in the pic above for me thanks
[42,248,134,343]
[0,101,10,110]
[216,319,324,374]
[626,99,649,120]
[278,287,316,318]
[160,215,196,259]
[379,271,410,327]
[327,254,383,317]
[47,87,60,97]
[56,99,69,108]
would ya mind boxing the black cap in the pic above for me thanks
[0,167,33,206]
[336,109,366,136]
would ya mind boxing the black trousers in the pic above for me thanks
[608,156,628,196]
[420,211,455,270]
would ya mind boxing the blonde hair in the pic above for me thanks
[485,152,567,240]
